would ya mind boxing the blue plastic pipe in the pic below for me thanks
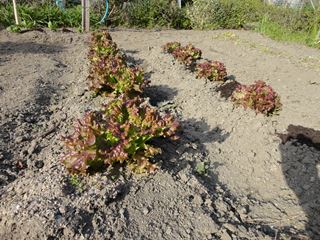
[55,0,65,9]
[99,0,109,24]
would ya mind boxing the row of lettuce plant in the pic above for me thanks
[162,42,227,82]
[61,31,179,175]
[162,41,281,115]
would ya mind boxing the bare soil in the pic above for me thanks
[0,29,320,240]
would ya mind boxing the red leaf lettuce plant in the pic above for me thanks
[89,31,119,63]
[196,61,227,82]
[162,42,181,54]
[231,80,281,115]
[88,31,149,96]
[172,43,202,66]
[62,96,179,174]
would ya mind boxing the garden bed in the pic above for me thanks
[0,28,320,239]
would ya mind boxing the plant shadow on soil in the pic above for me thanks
[215,77,239,100]
[122,49,144,66]
[147,84,278,236]
[0,76,63,188]
[0,41,64,56]
[146,84,309,238]
[278,125,320,238]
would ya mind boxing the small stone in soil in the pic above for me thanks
[35,160,44,169]
[27,140,37,155]
[142,207,149,215]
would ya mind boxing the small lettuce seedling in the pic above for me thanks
[172,44,202,66]
[232,80,281,115]
[196,61,227,82]
[62,96,179,175]
[162,42,181,54]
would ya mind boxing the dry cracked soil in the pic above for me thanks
[0,28,320,240]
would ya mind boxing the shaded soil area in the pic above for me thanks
[0,29,320,239]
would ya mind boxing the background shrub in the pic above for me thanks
[125,0,190,29]
[0,2,100,29]
[0,0,319,48]
[186,0,263,29]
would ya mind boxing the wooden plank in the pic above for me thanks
[12,0,20,25]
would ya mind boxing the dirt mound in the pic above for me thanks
[0,29,320,239]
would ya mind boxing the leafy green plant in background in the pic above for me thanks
[186,0,263,30]
[258,8,320,48]
[0,2,100,31]
[185,0,319,48]
[232,80,282,115]
[62,96,179,174]
[125,0,190,29]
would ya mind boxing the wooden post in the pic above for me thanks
[12,0,20,25]
[82,0,90,32]
[177,0,182,8]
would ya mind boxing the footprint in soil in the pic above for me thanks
[279,125,320,238]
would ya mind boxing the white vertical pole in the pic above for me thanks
[177,0,181,8]
[12,0,20,25]
[82,0,90,32]
[309,0,315,10]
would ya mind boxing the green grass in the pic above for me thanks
[258,15,320,48]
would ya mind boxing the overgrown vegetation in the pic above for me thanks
[62,30,179,175]
[186,0,263,30]
[232,80,282,115]
[0,2,100,31]
[1,0,319,48]
[185,0,319,48]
